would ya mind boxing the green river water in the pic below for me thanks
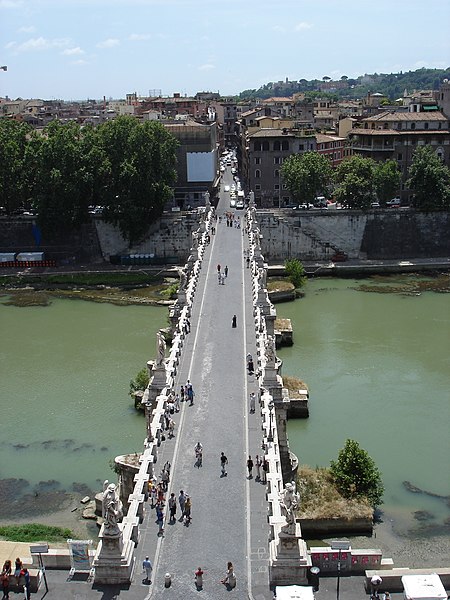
[0,277,449,549]
[278,276,450,539]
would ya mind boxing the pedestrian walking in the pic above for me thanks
[174,393,180,412]
[249,392,256,413]
[187,384,195,405]
[255,455,261,481]
[20,567,30,600]
[220,561,236,589]
[247,455,254,478]
[232,314,237,328]
[168,418,175,438]
[180,385,185,402]
[178,490,187,518]
[262,456,268,483]
[217,263,221,273]
[142,557,153,583]
[248,357,254,375]
[155,504,164,535]
[224,265,228,277]
[220,452,228,477]
[168,492,177,522]
[195,567,204,590]
[183,495,192,524]
[220,272,226,285]
[246,257,250,268]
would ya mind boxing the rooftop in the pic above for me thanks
[361,111,447,122]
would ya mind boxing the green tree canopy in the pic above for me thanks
[281,151,333,205]
[373,159,401,205]
[284,258,306,289]
[30,120,96,237]
[407,145,450,211]
[330,439,384,508]
[98,117,178,244]
[334,155,376,209]
[0,119,32,215]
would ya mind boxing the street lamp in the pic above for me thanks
[267,401,274,442]
[331,540,350,600]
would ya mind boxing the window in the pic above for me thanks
[424,122,429,129]
[397,153,403,161]
[254,141,262,151]
[281,140,289,151]
[273,140,281,151]
[255,169,261,178]
[298,144,304,151]
[411,123,416,130]
[397,122,402,130]
[255,185,261,191]
[274,184,280,190]
[274,157,281,164]
[262,141,269,151]
[282,184,287,190]
[274,169,280,178]
[255,157,261,165]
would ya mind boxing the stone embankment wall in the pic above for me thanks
[94,212,200,261]
[258,209,450,261]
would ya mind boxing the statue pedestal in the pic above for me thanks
[269,523,310,587]
[149,365,167,390]
[93,524,135,584]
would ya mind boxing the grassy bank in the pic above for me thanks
[0,524,73,543]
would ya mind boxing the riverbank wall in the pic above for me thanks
[2,209,449,267]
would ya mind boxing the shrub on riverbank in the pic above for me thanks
[0,523,73,542]
[297,466,373,520]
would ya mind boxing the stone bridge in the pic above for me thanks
[91,191,309,598]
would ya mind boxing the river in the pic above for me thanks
[1,277,449,565]
[0,296,167,536]
[277,275,450,565]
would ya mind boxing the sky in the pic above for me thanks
[1,0,450,101]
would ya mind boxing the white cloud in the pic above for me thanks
[0,0,23,8]
[71,59,88,66]
[62,47,84,56]
[198,63,215,71]
[5,41,17,49]
[294,21,312,31]
[273,25,286,33]
[97,38,120,48]
[18,25,35,33]
[9,36,69,53]
[129,33,151,41]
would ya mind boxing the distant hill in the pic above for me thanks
[238,68,450,101]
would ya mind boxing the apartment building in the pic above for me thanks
[241,121,316,208]
[348,110,450,201]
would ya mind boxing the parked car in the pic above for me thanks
[386,197,401,207]
[224,185,230,192]
[331,251,348,262]
[236,200,245,209]
[230,199,236,208]
[371,202,380,208]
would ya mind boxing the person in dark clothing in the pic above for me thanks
[232,315,237,328]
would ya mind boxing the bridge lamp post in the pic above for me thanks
[267,401,274,442]
[331,540,350,600]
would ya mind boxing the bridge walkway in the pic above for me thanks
[135,192,272,598]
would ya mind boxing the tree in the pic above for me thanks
[281,151,333,205]
[30,120,96,237]
[98,117,178,244]
[330,439,384,508]
[334,155,376,209]
[407,145,450,210]
[285,258,306,289]
[0,119,32,214]
[373,159,401,205]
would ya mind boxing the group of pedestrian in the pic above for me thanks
[217,263,228,285]
[1,557,30,600]
[246,454,267,482]
[180,380,195,406]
